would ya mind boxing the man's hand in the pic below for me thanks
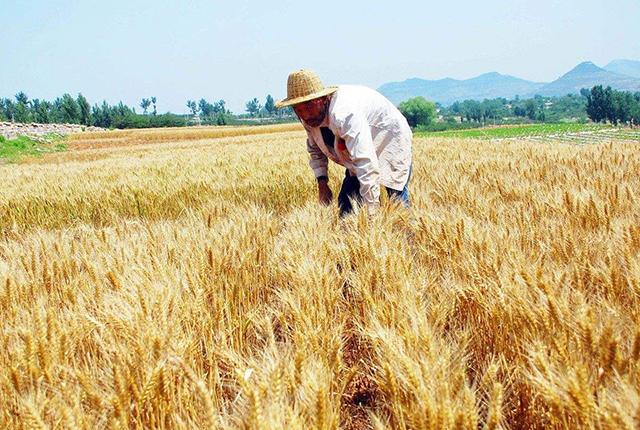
[317,178,333,205]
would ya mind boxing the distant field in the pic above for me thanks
[66,122,304,149]
[1,126,640,429]
[418,123,609,138]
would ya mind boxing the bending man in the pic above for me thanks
[276,69,413,217]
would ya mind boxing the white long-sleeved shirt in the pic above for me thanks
[303,85,413,209]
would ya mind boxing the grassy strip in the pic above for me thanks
[0,134,67,162]
[416,123,610,139]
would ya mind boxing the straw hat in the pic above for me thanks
[275,70,338,108]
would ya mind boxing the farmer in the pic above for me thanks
[276,69,413,217]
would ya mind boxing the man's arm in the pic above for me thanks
[306,135,329,178]
[305,133,333,204]
[335,113,380,213]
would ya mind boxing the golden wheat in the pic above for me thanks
[1,126,639,429]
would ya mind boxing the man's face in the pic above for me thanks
[293,97,328,127]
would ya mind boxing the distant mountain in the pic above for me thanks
[378,72,544,106]
[533,61,640,97]
[378,60,640,106]
[604,59,640,78]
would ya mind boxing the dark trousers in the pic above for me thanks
[338,166,412,217]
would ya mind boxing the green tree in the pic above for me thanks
[525,99,537,120]
[77,93,92,125]
[245,98,261,117]
[481,99,503,124]
[151,96,157,115]
[450,101,462,116]
[33,99,52,123]
[214,100,227,114]
[513,106,526,117]
[92,102,108,128]
[14,92,31,123]
[264,95,275,116]
[186,100,198,116]
[15,91,29,105]
[631,98,640,127]
[461,100,482,122]
[50,97,63,122]
[60,93,80,123]
[198,98,213,119]
[398,96,437,127]
[602,87,616,124]
[211,100,230,124]
[586,85,607,123]
[611,90,633,125]
[631,92,640,126]
[140,98,151,115]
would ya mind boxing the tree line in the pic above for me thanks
[182,94,295,123]
[585,85,640,126]
[0,92,296,129]
[445,93,589,124]
[186,98,233,125]
[0,92,187,128]
[399,87,640,130]
[183,95,294,125]
[5,87,638,130]
[244,95,293,118]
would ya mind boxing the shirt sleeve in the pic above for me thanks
[306,131,328,178]
[334,112,380,208]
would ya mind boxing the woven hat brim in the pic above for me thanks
[275,86,338,109]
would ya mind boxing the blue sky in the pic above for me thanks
[2,0,639,113]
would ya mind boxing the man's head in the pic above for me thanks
[293,95,331,127]
[275,70,337,127]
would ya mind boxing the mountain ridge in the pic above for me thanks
[378,59,640,106]
[604,59,640,78]
[532,61,640,97]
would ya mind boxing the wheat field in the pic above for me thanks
[1,124,639,429]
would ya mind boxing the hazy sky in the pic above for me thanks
[2,0,639,113]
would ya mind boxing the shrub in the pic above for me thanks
[398,97,437,128]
